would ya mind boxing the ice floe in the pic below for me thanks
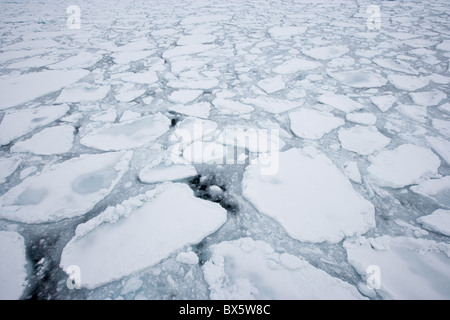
[370,95,396,112]
[410,176,450,207]
[203,237,365,299]
[11,125,74,155]
[80,114,170,151]
[242,148,375,243]
[367,144,440,188]
[0,157,21,184]
[317,94,364,113]
[289,108,344,140]
[60,183,227,289]
[329,70,387,88]
[0,231,28,299]
[388,74,429,91]
[273,58,322,74]
[139,165,197,184]
[303,46,349,60]
[0,151,132,223]
[0,69,89,109]
[417,209,450,236]
[338,126,390,156]
[344,236,450,299]
[0,104,69,146]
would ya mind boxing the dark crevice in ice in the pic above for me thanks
[187,174,239,215]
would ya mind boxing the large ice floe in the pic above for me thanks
[242,148,375,243]
[367,144,441,188]
[60,183,227,289]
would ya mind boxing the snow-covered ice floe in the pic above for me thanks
[0,104,69,146]
[60,183,227,289]
[0,231,28,299]
[0,151,132,223]
[0,70,89,110]
[203,237,365,299]
[344,236,450,299]
[80,113,170,151]
[367,144,441,188]
[242,148,375,243]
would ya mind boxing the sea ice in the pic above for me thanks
[370,95,396,112]
[80,114,170,151]
[410,90,447,107]
[257,76,285,94]
[396,105,427,123]
[242,96,300,114]
[0,104,69,146]
[346,113,377,125]
[273,58,321,74]
[242,148,375,243]
[212,98,254,115]
[426,136,450,165]
[203,237,365,299]
[289,108,344,140]
[328,70,387,88]
[56,84,111,103]
[168,90,203,104]
[11,125,74,155]
[410,176,450,207]
[303,46,349,60]
[417,209,450,236]
[388,74,429,91]
[0,151,132,223]
[168,102,211,119]
[367,144,441,188]
[0,231,27,299]
[139,165,197,184]
[60,183,227,289]
[0,157,21,184]
[0,69,89,109]
[344,236,450,299]
[317,94,364,113]
[338,126,391,156]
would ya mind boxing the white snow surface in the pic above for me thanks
[203,237,365,300]
[11,125,74,155]
[0,151,132,223]
[368,144,441,188]
[317,94,364,113]
[410,176,450,207]
[0,104,69,146]
[80,113,170,151]
[60,183,227,289]
[242,148,375,243]
[338,126,391,156]
[417,210,450,236]
[289,108,344,140]
[0,69,89,109]
[344,236,450,299]
[0,231,28,299]
[139,165,197,184]
[0,157,21,183]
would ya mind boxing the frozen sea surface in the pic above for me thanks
[0,0,450,300]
